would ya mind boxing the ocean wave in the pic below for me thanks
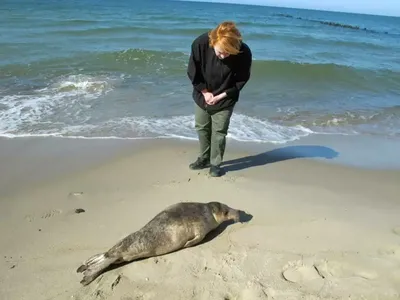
[0,74,120,133]
[0,48,188,79]
[275,106,400,136]
[2,107,398,141]
[2,48,400,93]
[51,26,210,37]
[250,60,400,92]
[0,74,315,143]
[236,21,288,28]
[47,74,115,93]
[38,19,101,27]
[1,70,399,141]
[0,113,315,144]
[246,31,389,51]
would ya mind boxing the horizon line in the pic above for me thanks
[174,0,400,18]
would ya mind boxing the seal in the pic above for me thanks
[76,201,241,285]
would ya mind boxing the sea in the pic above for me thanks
[1,0,400,169]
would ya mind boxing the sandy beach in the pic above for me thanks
[1,137,399,300]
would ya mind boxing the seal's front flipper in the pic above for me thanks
[77,253,118,286]
[183,234,204,248]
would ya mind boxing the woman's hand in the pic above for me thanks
[206,92,227,105]
[202,90,214,104]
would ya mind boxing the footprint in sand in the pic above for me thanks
[313,259,378,280]
[152,180,182,189]
[282,257,380,293]
[282,261,324,284]
[24,209,62,222]
[214,174,244,183]
[225,175,247,183]
[24,215,34,222]
[41,209,62,219]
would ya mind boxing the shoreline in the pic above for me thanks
[1,134,400,190]
[1,130,400,189]
[0,136,399,300]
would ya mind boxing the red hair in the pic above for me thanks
[208,21,242,55]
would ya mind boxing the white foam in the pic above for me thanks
[1,73,318,144]
[0,113,315,144]
[0,74,118,134]
[227,114,314,143]
[52,114,313,144]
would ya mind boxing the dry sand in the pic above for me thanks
[0,138,399,300]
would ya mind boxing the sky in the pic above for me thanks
[193,0,400,17]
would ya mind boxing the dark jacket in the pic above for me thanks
[187,32,252,113]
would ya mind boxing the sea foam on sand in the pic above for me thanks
[0,138,399,300]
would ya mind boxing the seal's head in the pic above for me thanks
[207,201,241,224]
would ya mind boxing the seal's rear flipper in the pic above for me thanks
[77,253,118,286]
[77,253,104,273]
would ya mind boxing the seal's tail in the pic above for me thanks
[77,252,117,286]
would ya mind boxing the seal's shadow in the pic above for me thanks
[103,210,253,274]
[199,210,253,245]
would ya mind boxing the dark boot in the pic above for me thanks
[209,165,223,177]
[189,157,210,170]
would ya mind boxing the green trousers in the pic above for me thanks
[194,103,234,166]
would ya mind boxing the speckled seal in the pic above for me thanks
[76,201,241,285]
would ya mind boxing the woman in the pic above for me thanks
[187,21,252,177]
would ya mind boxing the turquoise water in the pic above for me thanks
[1,0,400,145]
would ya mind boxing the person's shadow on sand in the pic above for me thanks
[221,145,339,173]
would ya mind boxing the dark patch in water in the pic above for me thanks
[274,13,387,34]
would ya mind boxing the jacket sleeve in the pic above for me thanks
[225,45,252,99]
[187,41,207,92]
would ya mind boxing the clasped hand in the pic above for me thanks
[203,92,223,105]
